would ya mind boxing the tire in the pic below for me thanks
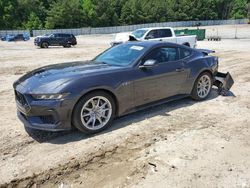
[72,91,116,134]
[41,42,49,48]
[191,72,212,101]
[63,44,71,48]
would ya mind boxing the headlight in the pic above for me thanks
[32,93,69,100]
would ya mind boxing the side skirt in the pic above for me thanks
[119,94,189,117]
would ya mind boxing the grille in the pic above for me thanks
[39,115,55,124]
[15,91,28,106]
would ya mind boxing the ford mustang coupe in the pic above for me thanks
[13,41,220,134]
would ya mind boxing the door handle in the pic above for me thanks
[175,68,185,72]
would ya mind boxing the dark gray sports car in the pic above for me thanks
[14,41,228,134]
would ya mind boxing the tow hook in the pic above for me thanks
[214,72,234,96]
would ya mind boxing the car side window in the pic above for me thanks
[143,47,179,64]
[145,30,159,39]
[158,29,172,38]
[63,34,70,38]
[180,48,192,59]
[58,34,63,37]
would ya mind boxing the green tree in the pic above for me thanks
[24,12,43,30]
[231,0,248,18]
[0,0,248,29]
[0,0,19,29]
[45,0,86,29]
[82,0,97,25]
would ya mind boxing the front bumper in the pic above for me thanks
[17,111,69,131]
[15,91,74,131]
[34,42,40,46]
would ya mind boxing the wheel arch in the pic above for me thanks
[71,88,119,126]
[41,40,49,47]
[192,69,213,89]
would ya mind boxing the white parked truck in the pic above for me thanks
[112,27,197,48]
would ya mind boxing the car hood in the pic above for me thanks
[14,61,122,94]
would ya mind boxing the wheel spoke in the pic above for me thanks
[92,118,96,127]
[82,113,91,117]
[100,102,107,109]
[91,99,96,108]
[96,98,101,107]
[86,117,93,126]
[85,107,92,111]
[97,116,103,125]
[100,113,108,118]
[102,108,110,111]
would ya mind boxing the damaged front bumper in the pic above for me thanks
[214,72,234,95]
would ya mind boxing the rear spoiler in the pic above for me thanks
[197,49,215,55]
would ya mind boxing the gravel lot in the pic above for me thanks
[0,25,250,188]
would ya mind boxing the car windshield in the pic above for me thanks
[132,29,148,38]
[94,43,147,66]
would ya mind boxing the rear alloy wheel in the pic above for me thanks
[72,91,115,134]
[41,42,49,48]
[191,72,212,100]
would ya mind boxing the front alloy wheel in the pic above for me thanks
[80,96,112,130]
[73,91,115,134]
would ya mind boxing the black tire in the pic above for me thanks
[63,43,71,48]
[41,42,49,48]
[72,91,116,134]
[191,72,212,101]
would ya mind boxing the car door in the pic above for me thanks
[133,46,189,107]
[144,29,160,41]
[59,34,69,45]
[158,29,176,43]
[49,34,58,45]
[56,34,65,45]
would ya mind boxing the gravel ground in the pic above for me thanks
[0,25,250,188]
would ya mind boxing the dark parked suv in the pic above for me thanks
[34,33,77,48]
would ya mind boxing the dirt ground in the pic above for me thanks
[0,25,250,188]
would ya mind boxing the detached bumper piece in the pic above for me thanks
[214,72,234,96]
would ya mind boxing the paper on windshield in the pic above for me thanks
[130,45,144,51]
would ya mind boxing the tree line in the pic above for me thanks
[0,0,248,30]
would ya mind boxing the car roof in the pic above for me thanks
[135,27,172,30]
[124,41,190,49]
[53,33,72,35]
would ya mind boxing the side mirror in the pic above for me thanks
[139,59,157,69]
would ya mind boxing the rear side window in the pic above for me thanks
[180,48,192,59]
[158,29,172,38]
[143,47,179,63]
